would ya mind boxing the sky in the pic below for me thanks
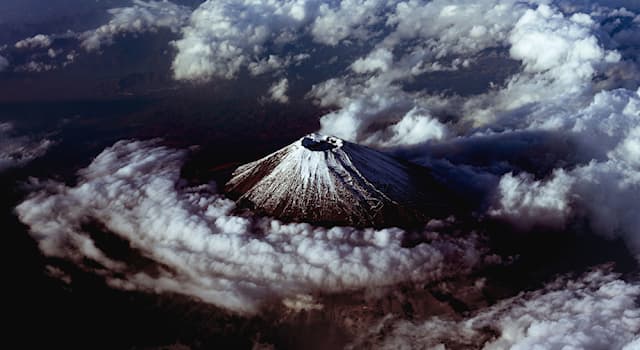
[1,0,639,349]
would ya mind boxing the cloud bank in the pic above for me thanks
[16,140,484,314]
[490,88,640,258]
[349,266,640,350]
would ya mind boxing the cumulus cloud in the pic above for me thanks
[303,1,640,259]
[490,170,575,229]
[16,140,484,314]
[80,0,190,51]
[15,34,52,49]
[307,0,532,145]
[169,0,638,126]
[171,0,390,81]
[491,88,640,257]
[349,266,640,349]
[0,123,53,172]
[367,107,448,147]
[172,0,319,81]
[266,78,290,103]
[312,1,628,145]
[311,0,389,46]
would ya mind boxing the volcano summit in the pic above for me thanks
[225,134,456,227]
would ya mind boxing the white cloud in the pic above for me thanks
[366,107,448,147]
[15,34,52,49]
[490,170,575,229]
[0,123,53,172]
[351,48,393,74]
[490,88,640,257]
[267,77,290,103]
[311,0,389,46]
[384,0,527,56]
[349,267,640,350]
[16,140,484,314]
[81,0,190,51]
[308,0,533,145]
[171,0,391,81]
[303,2,640,260]
[172,0,320,81]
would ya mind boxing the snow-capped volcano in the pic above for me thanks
[225,134,454,227]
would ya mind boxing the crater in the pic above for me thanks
[301,134,343,151]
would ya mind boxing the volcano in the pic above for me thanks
[225,134,456,227]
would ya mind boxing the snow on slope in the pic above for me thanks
[225,134,453,226]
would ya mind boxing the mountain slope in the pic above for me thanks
[225,134,454,227]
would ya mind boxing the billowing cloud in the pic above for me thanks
[80,0,191,51]
[349,266,640,349]
[490,169,575,230]
[172,0,319,81]
[490,88,640,258]
[312,1,626,144]
[311,0,389,46]
[171,0,391,81]
[16,140,485,314]
[15,34,53,50]
[0,123,53,172]
[305,1,640,258]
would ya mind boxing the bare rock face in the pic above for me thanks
[225,134,454,227]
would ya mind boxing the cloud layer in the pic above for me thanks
[490,88,640,258]
[16,140,484,314]
[349,266,640,349]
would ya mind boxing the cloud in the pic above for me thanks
[303,1,640,259]
[267,77,289,103]
[0,123,53,172]
[171,0,389,81]
[307,0,532,145]
[4,0,190,74]
[312,1,628,145]
[490,88,640,258]
[311,0,389,46]
[490,169,575,229]
[16,140,485,314]
[367,107,448,147]
[15,34,53,50]
[171,0,320,81]
[80,0,191,51]
[349,266,640,350]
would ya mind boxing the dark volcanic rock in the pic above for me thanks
[225,134,456,227]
